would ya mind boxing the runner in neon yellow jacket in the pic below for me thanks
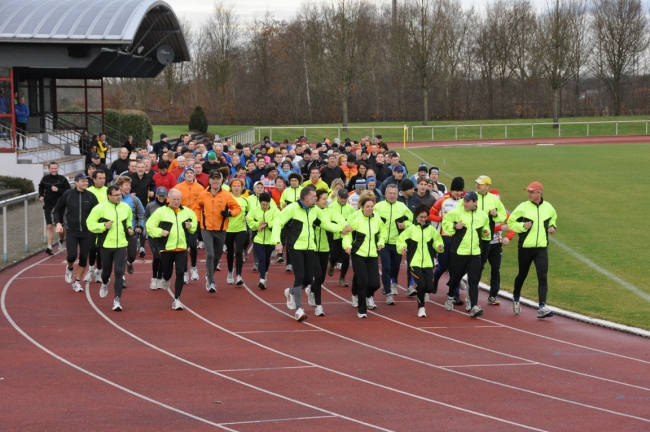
[441,191,491,318]
[507,181,558,319]
[327,189,356,287]
[397,204,445,317]
[247,192,281,289]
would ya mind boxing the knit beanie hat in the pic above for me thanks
[451,176,465,191]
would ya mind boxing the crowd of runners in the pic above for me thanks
[39,133,557,321]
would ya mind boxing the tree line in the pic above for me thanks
[104,0,650,128]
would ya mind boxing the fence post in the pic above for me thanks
[480,125,482,140]
[587,123,589,136]
[646,121,648,135]
[532,123,534,138]
[3,206,7,262]
[558,123,561,137]
[616,121,618,136]
[372,127,375,138]
[43,216,47,244]
[455,126,458,140]
[431,127,434,141]
[505,125,508,139]
[24,199,29,252]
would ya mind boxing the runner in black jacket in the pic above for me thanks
[39,162,71,255]
[51,173,98,292]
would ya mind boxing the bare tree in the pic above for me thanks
[393,0,444,125]
[536,0,584,126]
[203,1,239,121]
[321,0,375,129]
[591,0,649,115]
[508,0,537,117]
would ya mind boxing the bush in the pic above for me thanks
[104,108,153,148]
[188,106,208,133]
[0,175,35,194]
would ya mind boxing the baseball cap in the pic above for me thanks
[489,188,500,198]
[464,191,479,201]
[418,164,428,173]
[337,189,349,199]
[155,186,168,197]
[74,173,89,181]
[475,175,492,185]
[393,165,405,173]
[209,170,224,179]
[91,152,100,159]
[524,181,543,192]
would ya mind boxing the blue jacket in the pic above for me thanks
[121,193,145,229]
[15,103,29,123]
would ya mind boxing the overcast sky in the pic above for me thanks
[164,0,546,29]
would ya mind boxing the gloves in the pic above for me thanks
[220,208,233,217]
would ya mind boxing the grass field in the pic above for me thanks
[154,115,650,144]
[398,143,650,330]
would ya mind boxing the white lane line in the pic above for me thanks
[175,286,545,431]
[326,285,650,395]
[234,330,323,334]
[220,415,336,425]
[216,366,317,373]
[0,258,237,432]
[404,147,650,352]
[84,291,394,432]
[550,237,650,302]
[314,285,650,423]
[418,325,503,329]
[441,363,540,369]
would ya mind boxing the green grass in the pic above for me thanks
[398,144,650,330]
[155,115,650,143]
[152,125,253,140]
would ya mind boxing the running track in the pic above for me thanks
[388,134,650,148]
[2,248,649,431]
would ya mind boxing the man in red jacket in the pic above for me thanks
[153,161,177,191]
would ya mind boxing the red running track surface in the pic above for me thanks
[387,135,650,148]
[2,248,649,431]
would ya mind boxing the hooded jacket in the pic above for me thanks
[442,204,491,256]
[146,205,198,251]
[87,201,133,249]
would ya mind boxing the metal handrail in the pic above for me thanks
[223,128,256,145]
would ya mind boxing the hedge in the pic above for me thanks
[188,106,208,133]
[104,109,153,148]
[0,175,35,194]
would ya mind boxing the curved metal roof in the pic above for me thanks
[0,0,189,61]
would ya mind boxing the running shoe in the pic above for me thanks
[417,307,427,318]
[72,281,83,292]
[258,279,266,290]
[327,265,334,277]
[460,279,467,290]
[197,241,204,249]
[338,278,349,287]
[251,263,258,272]
[235,275,243,285]
[286,264,293,272]
[150,278,159,290]
[64,266,73,283]
[45,246,53,256]
[335,262,342,270]
[305,286,316,307]
[94,268,102,283]
[406,285,417,297]
[58,239,66,252]
[206,281,216,293]
[161,279,171,290]
[216,264,221,271]
[295,308,307,322]
[223,244,227,252]
[469,305,484,318]
[390,283,398,295]
[366,296,377,310]
[453,296,464,306]
[284,288,296,310]
[172,299,184,310]
[83,269,93,283]
[315,305,325,316]
[386,294,395,305]
[351,295,358,307]
[512,299,521,315]
[190,267,199,281]
[122,275,127,288]
[537,305,554,319]
[357,312,367,319]
[445,296,454,311]
[276,256,284,263]
[99,280,109,298]
[126,261,134,274]
[227,271,234,284]
[465,298,472,311]
[112,297,122,311]
[139,247,146,258]
[183,272,188,284]
[424,293,429,302]
[487,296,500,305]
